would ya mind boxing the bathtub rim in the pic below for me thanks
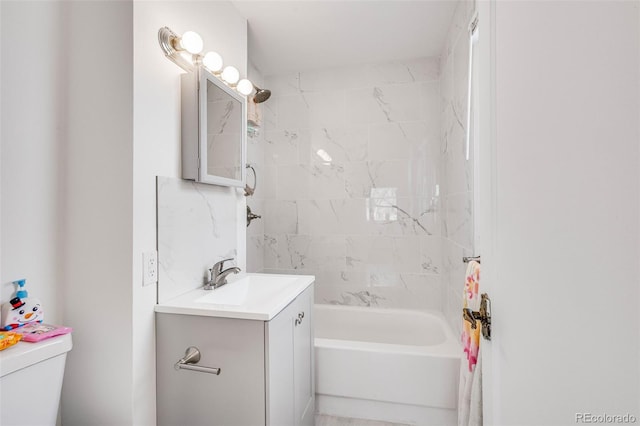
[314,304,461,358]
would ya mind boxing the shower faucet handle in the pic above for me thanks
[247,206,261,227]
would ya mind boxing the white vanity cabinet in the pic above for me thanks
[156,284,314,426]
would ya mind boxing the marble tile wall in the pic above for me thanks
[257,57,444,311]
[157,176,240,303]
[439,0,477,336]
[246,62,266,273]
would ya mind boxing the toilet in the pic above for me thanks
[0,333,72,425]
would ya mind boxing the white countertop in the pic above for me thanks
[155,273,314,321]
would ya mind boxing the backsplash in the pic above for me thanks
[256,57,444,311]
[157,176,241,303]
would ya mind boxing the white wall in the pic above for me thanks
[2,2,136,424]
[133,2,247,423]
[488,1,640,422]
[1,0,68,325]
[60,1,135,424]
[2,1,248,425]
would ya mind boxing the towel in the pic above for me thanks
[458,260,482,426]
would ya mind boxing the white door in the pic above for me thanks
[475,1,494,423]
[477,1,640,425]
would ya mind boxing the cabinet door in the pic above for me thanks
[265,301,295,426]
[156,314,266,426]
[294,287,315,426]
[265,284,315,426]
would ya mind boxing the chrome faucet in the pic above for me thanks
[204,258,241,290]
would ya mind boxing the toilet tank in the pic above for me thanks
[0,334,72,426]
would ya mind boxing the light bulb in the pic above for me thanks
[179,31,203,54]
[221,66,240,85]
[203,52,223,73]
[236,79,254,95]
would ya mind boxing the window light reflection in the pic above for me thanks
[315,149,333,164]
[367,187,397,222]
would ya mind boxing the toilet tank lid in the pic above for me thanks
[0,333,72,377]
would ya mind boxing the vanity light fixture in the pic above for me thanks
[158,26,199,70]
[221,66,240,85]
[158,26,256,98]
[202,51,223,74]
[178,31,204,54]
[236,79,254,96]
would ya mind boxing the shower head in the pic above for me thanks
[253,85,271,104]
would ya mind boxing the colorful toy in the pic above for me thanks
[1,280,44,331]
[0,331,22,350]
[17,323,72,343]
[15,279,28,298]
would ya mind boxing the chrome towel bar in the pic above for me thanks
[174,346,221,375]
[463,255,481,263]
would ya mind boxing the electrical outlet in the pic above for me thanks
[143,251,158,286]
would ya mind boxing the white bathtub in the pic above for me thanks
[315,305,461,425]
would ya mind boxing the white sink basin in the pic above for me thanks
[155,273,314,320]
[194,274,299,306]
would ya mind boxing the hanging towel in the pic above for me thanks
[458,260,483,426]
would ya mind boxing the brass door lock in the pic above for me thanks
[462,293,492,341]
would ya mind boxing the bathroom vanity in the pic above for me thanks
[155,274,314,426]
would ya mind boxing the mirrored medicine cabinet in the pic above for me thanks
[181,67,247,187]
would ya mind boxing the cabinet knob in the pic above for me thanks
[295,311,305,326]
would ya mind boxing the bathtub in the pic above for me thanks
[314,305,461,425]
